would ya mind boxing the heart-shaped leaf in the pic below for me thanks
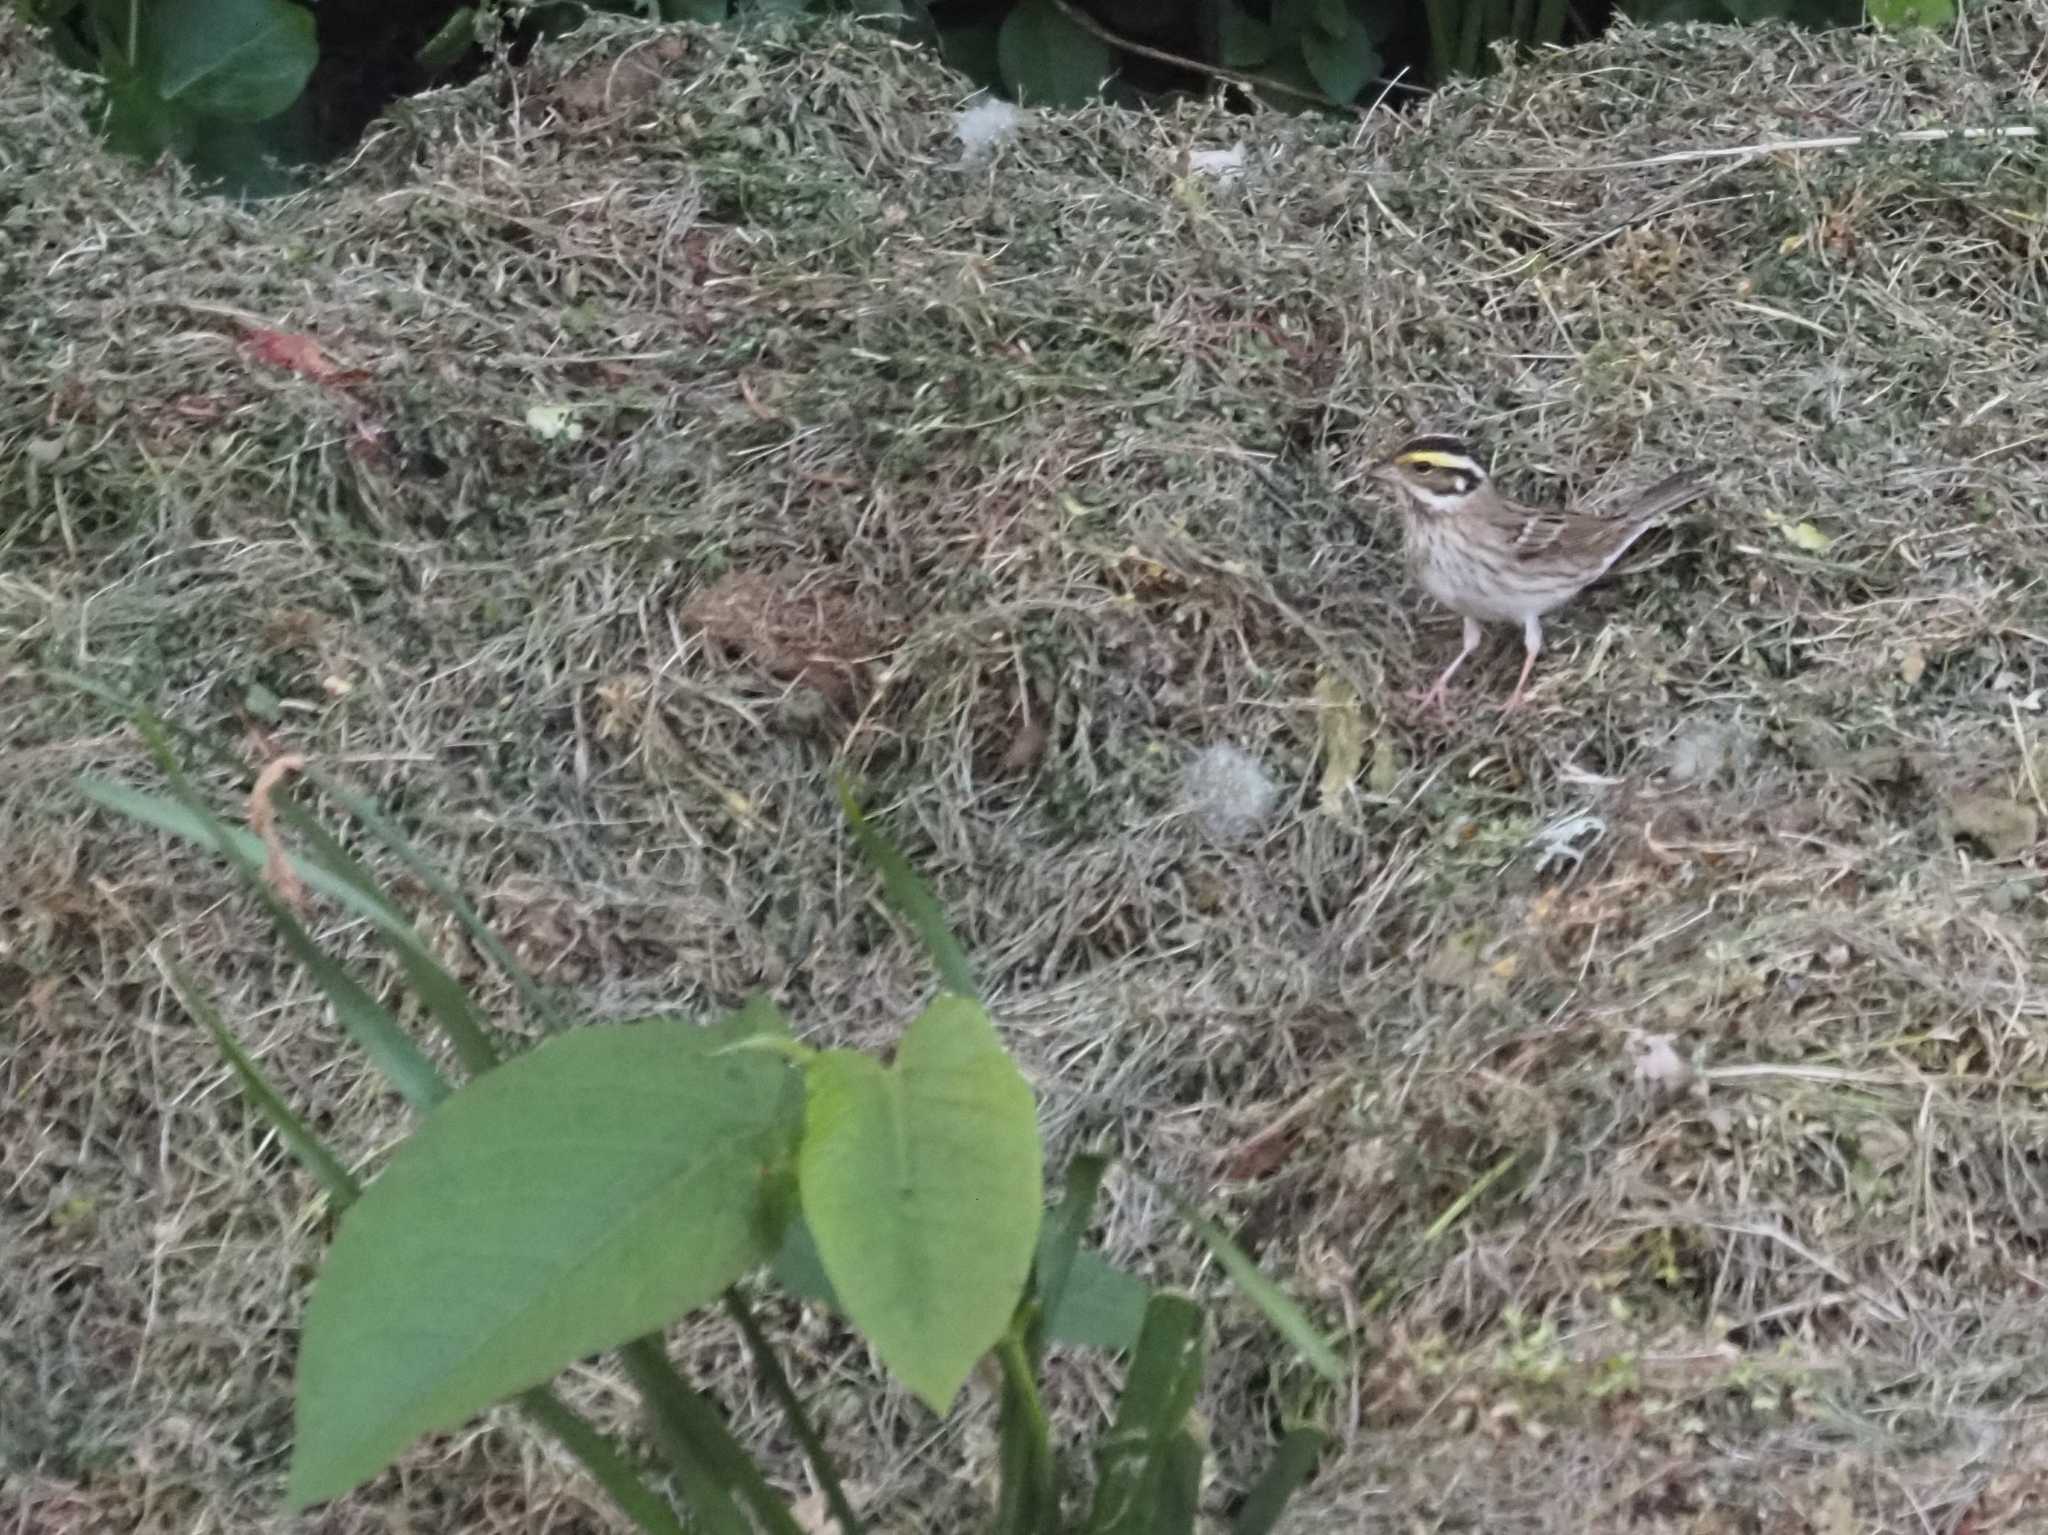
[800,995,1042,1411]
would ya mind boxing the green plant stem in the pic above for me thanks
[519,1387,689,1535]
[722,1288,863,1535]
[994,1330,1056,1530]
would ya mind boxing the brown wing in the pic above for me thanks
[1485,469,1708,568]
[1477,502,1653,569]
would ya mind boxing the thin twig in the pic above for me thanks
[1043,0,1374,112]
[1460,121,2041,177]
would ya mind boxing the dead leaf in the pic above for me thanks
[1314,672,1364,816]
[243,328,369,388]
[681,569,892,711]
[1949,793,2039,859]
[247,754,310,911]
[525,403,584,441]
[999,716,1048,775]
[1779,519,1833,553]
[1368,734,1399,794]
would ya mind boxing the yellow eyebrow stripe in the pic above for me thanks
[1396,451,1471,470]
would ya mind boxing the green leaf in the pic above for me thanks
[1046,1247,1149,1353]
[1082,1293,1205,1534]
[99,76,192,160]
[840,784,978,1003]
[1231,1426,1328,1535]
[1296,13,1377,104]
[772,1205,1147,1355]
[936,21,1003,89]
[1033,1153,1109,1362]
[1216,0,1273,65]
[660,0,729,18]
[997,0,1115,107]
[288,1014,803,1507]
[156,0,316,119]
[1867,0,1953,28]
[415,6,477,73]
[798,995,1042,1412]
[1162,1190,1344,1382]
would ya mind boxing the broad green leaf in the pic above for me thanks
[799,995,1041,1412]
[288,1015,802,1507]
[1869,0,1954,36]
[1082,1294,1205,1534]
[997,0,1114,107]
[1216,0,1273,65]
[99,76,192,160]
[773,1207,1147,1355]
[156,0,316,119]
[1045,1247,1149,1353]
[1296,15,1377,104]
[1231,1426,1328,1535]
[415,6,477,73]
[179,970,689,1535]
[1033,1153,1109,1363]
[937,21,1003,89]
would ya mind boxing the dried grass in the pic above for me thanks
[8,5,2048,1530]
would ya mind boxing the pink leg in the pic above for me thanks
[1417,617,1485,714]
[1501,616,1543,714]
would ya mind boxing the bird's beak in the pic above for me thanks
[1367,462,1398,487]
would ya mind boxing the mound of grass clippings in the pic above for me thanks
[9,7,2048,1530]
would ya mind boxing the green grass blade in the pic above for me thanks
[311,771,565,1032]
[1082,1293,1205,1535]
[1422,0,1457,79]
[516,1388,688,1535]
[618,1342,754,1535]
[619,1338,807,1535]
[723,1289,863,1535]
[1155,1430,1203,1534]
[838,781,978,1002]
[1230,1426,1327,1535]
[101,725,448,1110]
[271,794,502,1079]
[165,956,362,1204]
[1455,0,1488,75]
[1157,1186,1343,1383]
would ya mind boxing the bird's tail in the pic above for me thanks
[1625,467,1712,523]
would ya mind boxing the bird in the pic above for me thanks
[1369,434,1709,715]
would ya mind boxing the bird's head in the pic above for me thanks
[1371,435,1491,512]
